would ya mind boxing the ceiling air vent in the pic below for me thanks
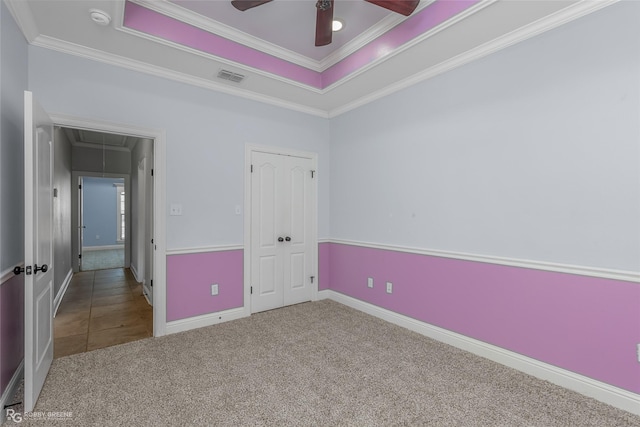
[216,69,246,84]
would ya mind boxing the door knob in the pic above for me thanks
[34,264,48,274]
[285,236,291,242]
[14,265,32,275]
[278,237,284,242]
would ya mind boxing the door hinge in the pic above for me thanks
[150,279,153,287]
[151,238,154,244]
[311,170,315,178]
[310,276,315,284]
[78,184,82,189]
[151,169,154,177]
[250,164,253,173]
[78,254,82,259]
[250,286,253,294]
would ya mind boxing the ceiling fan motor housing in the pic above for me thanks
[316,0,332,11]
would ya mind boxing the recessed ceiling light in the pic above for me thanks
[89,9,111,26]
[332,19,344,32]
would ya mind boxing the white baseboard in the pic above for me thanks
[82,245,124,251]
[130,263,142,283]
[320,290,640,416]
[53,268,73,317]
[0,360,24,424]
[166,307,247,335]
[143,290,152,306]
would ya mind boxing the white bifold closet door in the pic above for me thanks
[250,151,314,313]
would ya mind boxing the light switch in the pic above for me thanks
[170,203,182,216]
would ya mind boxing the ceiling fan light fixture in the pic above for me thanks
[89,9,111,26]
[332,19,344,32]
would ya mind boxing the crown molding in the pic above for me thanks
[131,0,435,73]
[328,0,620,117]
[30,35,330,118]
[11,0,620,118]
[114,24,324,93]
[130,0,322,72]
[3,0,39,42]
[323,0,496,96]
[318,0,436,71]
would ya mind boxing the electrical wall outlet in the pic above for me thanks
[211,283,219,296]
[367,277,374,288]
[386,281,393,294]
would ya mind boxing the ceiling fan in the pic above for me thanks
[231,0,420,47]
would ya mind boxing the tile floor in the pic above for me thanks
[54,268,153,358]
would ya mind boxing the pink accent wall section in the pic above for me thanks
[123,1,479,90]
[166,250,244,322]
[124,1,322,88]
[321,0,480,87]
[325,242,640,394]
[319,242,331,291]
[0,274,24,396]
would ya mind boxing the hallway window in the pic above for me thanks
[115,183,125,242]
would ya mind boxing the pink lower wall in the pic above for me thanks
[165,243,639,394]
[319,242,331,291]
[322,242,640,394]
[0,274,24,396]
[166,250,244,322]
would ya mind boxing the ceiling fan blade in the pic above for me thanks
[315,0,334,47]
[365,0,420,16]
[231,0,273,12]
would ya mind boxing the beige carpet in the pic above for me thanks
[10,300,640,426]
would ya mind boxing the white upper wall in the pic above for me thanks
[52,127,72,294]
[329,1,640,272]
[0,0,28,271]
[27,47,331,250]
[25,1,639,271]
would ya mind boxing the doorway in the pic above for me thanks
[244,146,318,314]
[51,113,167,339]
[55,126,154,357]
[79,176,126,271]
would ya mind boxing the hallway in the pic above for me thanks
[53,268,152,358]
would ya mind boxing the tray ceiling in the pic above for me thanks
[5,0,617,117]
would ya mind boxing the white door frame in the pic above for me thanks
[51,113,167,337]
[243,144,319,316]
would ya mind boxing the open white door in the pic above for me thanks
[23,91,55,412]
